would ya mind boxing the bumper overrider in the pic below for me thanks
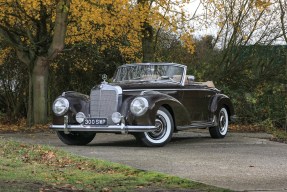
[49,115,158,134]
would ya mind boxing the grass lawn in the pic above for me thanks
[0,138,231,192]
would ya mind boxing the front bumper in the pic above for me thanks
[49,124,157,133]
[49,116,157,133]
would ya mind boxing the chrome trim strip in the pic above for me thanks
[177,122,214,130]
[118,63,186,68]
[181,65,187,86]
[100,84,123,94]
[49,124,157,133]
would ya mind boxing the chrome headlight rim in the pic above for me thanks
[52,97,69,116]
[130,97,149,116]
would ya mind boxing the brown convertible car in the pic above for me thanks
[50,63,235,147]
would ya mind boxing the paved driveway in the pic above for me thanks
[1,130,287,191]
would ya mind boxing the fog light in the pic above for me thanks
[76,112,86,123]
[112,112,121,124]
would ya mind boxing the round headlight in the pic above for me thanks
[112,112,121,124]
[130,97,149,116]
[76,112,86,123]
[52,97,69,116]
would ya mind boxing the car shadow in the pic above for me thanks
[87,135,211,147]
[88,139,142,147]
[170,136,211,144]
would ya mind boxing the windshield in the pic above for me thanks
[113,64,185,84]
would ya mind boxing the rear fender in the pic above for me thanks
[209,94,234,118]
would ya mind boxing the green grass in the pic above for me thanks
[0,139,231,192]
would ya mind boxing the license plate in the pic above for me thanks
[84,118,107,126]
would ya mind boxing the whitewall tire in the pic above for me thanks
[209,107,229,138]
[135,107,174,147]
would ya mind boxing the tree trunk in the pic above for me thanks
[27,72,33,127]
[142,22,155,62]
[32,57,49,124]
[2,0,70,126]
[137,0,155,63]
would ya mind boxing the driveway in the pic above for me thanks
[1,130,287,191]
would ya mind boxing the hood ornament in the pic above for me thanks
[101,74,108,85]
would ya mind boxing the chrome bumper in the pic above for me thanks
[49,124,157,133]
[49,115,157,133]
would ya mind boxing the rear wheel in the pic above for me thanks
[56,131,96,145]
[209,107,229,138]
[135,107,174,147]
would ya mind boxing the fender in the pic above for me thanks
[52,91,90,125]
[209,94,234,117]
[123,91,190,127]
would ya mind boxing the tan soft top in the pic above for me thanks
[199,81,215,88]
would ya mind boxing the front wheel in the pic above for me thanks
[209,107,229,138]
[135,107,174,147]
[56,131,96,145]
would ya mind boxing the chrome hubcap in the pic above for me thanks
[148,114,167,140]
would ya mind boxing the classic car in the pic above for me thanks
[50,63,235,147]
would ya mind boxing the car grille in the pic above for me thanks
[90,87,119,124]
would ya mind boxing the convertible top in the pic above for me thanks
[198,81,215,88]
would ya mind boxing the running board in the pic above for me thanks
[177,121,214,130]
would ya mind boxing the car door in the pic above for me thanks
[181,85,214,122]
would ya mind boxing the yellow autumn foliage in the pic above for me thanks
[0,0,195,61]
[0,47,12,65]
[255,0,272,10]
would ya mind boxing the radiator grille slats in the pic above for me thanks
[90,89,118,124]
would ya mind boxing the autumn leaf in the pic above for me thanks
[42,151,56,161]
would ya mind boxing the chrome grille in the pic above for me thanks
[90,87,118,124]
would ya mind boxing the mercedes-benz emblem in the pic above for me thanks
[102,74,107,81]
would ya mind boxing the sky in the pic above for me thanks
[185,0,218,39]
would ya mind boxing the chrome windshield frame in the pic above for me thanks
[113,63,187,86]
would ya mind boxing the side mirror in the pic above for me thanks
[187,75,195,82]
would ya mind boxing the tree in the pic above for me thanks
[0,0,138,125]
[278,0,287,130]
[0,0,70,125]
[194,0,286,127]
[198,0,282,74]
[0,47,28,122]
[278,0,287,43]
[136,0,196,62]
[0,0,196,125]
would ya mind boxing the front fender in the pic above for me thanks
[52,91,90,125]
[123,91,190,127]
